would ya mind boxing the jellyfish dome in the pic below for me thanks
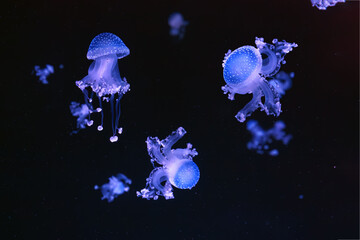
[311,0,345,10]
[222,37,298,122]
[137,127,200,200]
[76,32,130,142]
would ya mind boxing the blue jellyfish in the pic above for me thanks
[311,0,345,10]
[94,173,132,202]
[222,37,298,122]
[137,127,200,200]
[76,32,130,142]
[268,71,294,98]
[246,120,292,156]
[69,101,93,134]
[34,64,54,84]
[168,12,188,40]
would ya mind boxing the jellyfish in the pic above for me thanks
[94,173,131,202]
[268,71,294,98]
[34,64,54,84]
[69,101,93,134]
[246,120,292,156]
[137,127,200,200]
[222,37,298,122]
[168,12,188,40]
[76,32,130,142]
[311,0,345,10]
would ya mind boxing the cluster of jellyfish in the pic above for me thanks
[311,0,345,10]
[222,37,298,122]
[31,1,349,203]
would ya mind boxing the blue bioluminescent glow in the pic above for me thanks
[222,37,297,122]
[76,32,130,142]
[94,173,132,202]
[311,0,345,10]
[69,101,93,134]
[137,127,200,200]
[246,120,292,156]
[34,64,54,84]
[269,71,294,98]
[168,12,188,40]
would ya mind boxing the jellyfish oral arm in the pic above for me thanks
[136,168,174,200]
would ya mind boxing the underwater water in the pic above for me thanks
[2,0,359,239]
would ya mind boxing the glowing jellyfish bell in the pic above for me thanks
[76,32,130,142]
[137,127,200,200]
[222,37,298,122]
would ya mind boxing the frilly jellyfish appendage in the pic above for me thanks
[246,120,292,156]
[34,64,54,84]
[311,0,345,10]
[168,12,188,40]
[137,127,200,200]
[94,173,131,203]
[255,37,298,77]
[222,37,297,122]
[269,71,294,98]
[75,32,130,142]
[69,101,93,133]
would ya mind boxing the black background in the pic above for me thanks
[1,0,359,239]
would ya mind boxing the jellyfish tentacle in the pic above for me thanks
[136,167,174,200]
[161,127,186,157]
[147,137,167,165]
[235,88,262,122]
[259,79,281,117]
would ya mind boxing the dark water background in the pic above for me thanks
[1,0,359,239]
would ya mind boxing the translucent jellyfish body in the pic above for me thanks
[69,101,92,133]
[246,120,292,156]
[268,71,294,98]
[311,0,345,10]
[34,64,54,84]
[137,127,200,200]
[94,173,131,202]
[76,32,130,142]
[168,12,188,40]
[222,37,298,122]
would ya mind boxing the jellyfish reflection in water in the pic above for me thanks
[94,173,131,202]
[311,0,345,10]
[76,32,130,142]
[168,12,188,40]
[222,37,298,122]
[247,120,292,156]
[137,127,200,200]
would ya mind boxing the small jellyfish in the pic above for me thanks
[137,127,200,200]
[311,0,345,10]
[69,101,93,133]
[246,120,292,156]
[34,64,54,84]
[268,71,294,98]
[76,32,130,142]
[94,173,131,202]
[222,37,298,122]
[168,12,188,40]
